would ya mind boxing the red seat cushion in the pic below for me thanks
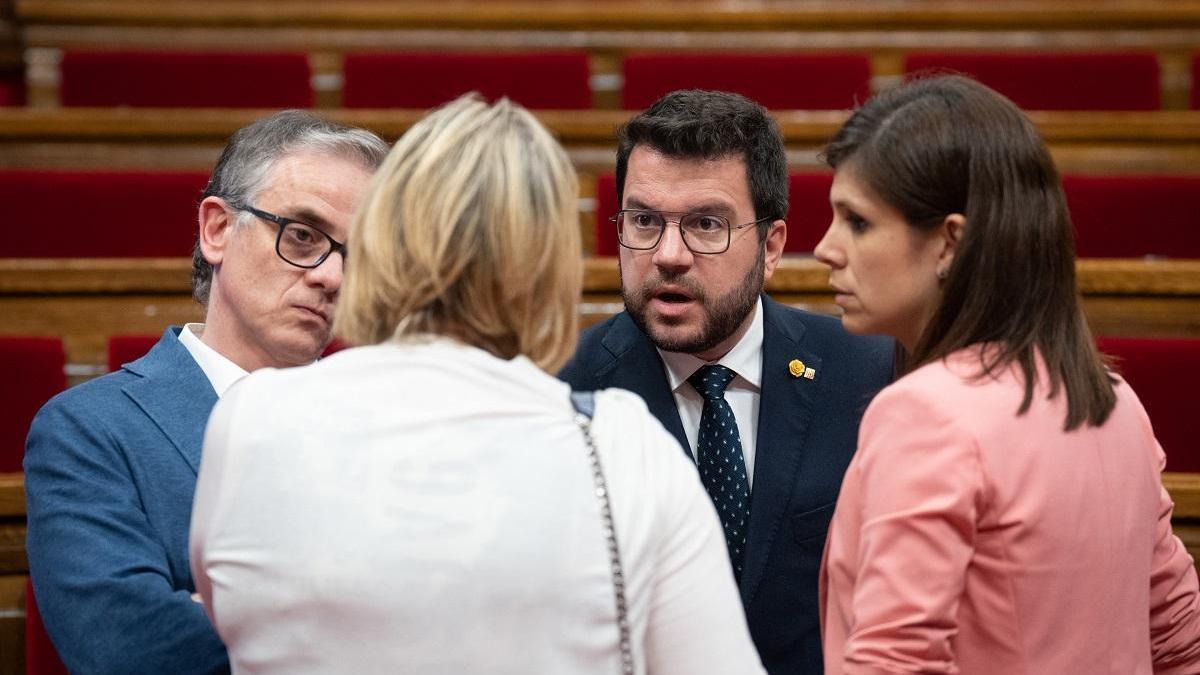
[593,171,831,256]
[1062,175,1200,258]
[0,170,209,257]
[1098,337,1200,472]
[0,337,65,473]
[60,51,312,108]
[26,579,69,675]
[622,52,871,110]
[594,173,620,256]
[785,173,834,254]
[903,51,1161,111]
[1192,53,1200,110]
[107,335,160,372]
[342,51,592,109]
[0,72,24,106]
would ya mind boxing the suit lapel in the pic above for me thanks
[598,314,691,457]
[740,297,822,604]
[123,327,219,475]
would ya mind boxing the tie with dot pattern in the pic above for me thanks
[687,364,751,580]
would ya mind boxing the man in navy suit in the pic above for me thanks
[24,111,387,674]
[560,90,893,674]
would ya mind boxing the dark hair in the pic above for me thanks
[824,74,1115,430]
[191,109,389,304]
[615,89,788,241]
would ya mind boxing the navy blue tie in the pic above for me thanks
[688,364,751,579]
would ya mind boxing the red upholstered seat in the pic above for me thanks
[59,51,312,108]
[1,170,208,257]
[785,173,834,255]
[903,51,1161,110]
[1192,53,1200,110]
[1098,337,1200,472]
[622,52,871,110]
[107,335,160,372]
[0,72,24,106]
[0,337,65,473]
[594,173,620,256]
[342,51,592,109]
[26,579,69,675]
[1061,174,1200,259]
[593,172,832,256]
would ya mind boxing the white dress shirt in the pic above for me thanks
[657,297,763,489]
[177,323,248,397]
[190,338,766,675]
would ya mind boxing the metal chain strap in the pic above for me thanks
[573,410,635,675]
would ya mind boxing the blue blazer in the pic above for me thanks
[25,327,230,675]
[559,296,894,675]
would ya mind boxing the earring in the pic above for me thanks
[936,267,948,280]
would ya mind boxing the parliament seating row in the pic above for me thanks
[3,107,1195,178]
[4,169,1198,259]
[3,332,1200,479]
[4,49,1198,111]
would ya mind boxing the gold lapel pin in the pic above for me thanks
[788,359,805,378]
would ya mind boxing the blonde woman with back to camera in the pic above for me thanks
[814,75,1200,674]
[188,94,767,674]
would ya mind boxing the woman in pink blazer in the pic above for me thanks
[813,74,1200,674]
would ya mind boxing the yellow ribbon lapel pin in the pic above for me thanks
[788,359,816,380]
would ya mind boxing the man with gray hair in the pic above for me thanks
[24,110,388,674]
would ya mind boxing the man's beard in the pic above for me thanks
[622,249,765,355]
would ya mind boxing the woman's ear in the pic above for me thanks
[198,197,235,266]
[935,213,966,279]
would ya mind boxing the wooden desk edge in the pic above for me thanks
[3,257,1198,296]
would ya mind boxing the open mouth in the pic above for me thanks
[654,290,694,304]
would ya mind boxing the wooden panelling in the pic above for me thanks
[3,257,1199,372]
[15,1,1200,32]
[1,108,1199,174]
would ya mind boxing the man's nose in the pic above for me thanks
[305,251,344,292]
[652,220,694,270]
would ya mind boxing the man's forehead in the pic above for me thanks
[624,145,752,210]
[630,145,747,173]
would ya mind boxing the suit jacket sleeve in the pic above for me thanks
[839,384,981,675]
[24,393,230,675]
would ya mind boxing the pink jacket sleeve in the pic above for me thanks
[1148,440,1200,674]
[842,386,983,674]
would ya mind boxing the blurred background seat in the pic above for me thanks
[903,51,1161,110]
[1063,174,1200,259]
[1099,336,1200,472]
[1,170,208,258]
[0,336,65,473]
[621,52,871,110]
[59,50,313,108]
[341,51,592,109]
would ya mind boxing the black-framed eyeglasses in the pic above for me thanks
[610,209,770,255]
[238,205,346,269]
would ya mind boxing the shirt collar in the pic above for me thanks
[178,323,250,397]
[657,296,764,393]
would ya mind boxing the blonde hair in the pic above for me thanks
[334,94,581,372]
